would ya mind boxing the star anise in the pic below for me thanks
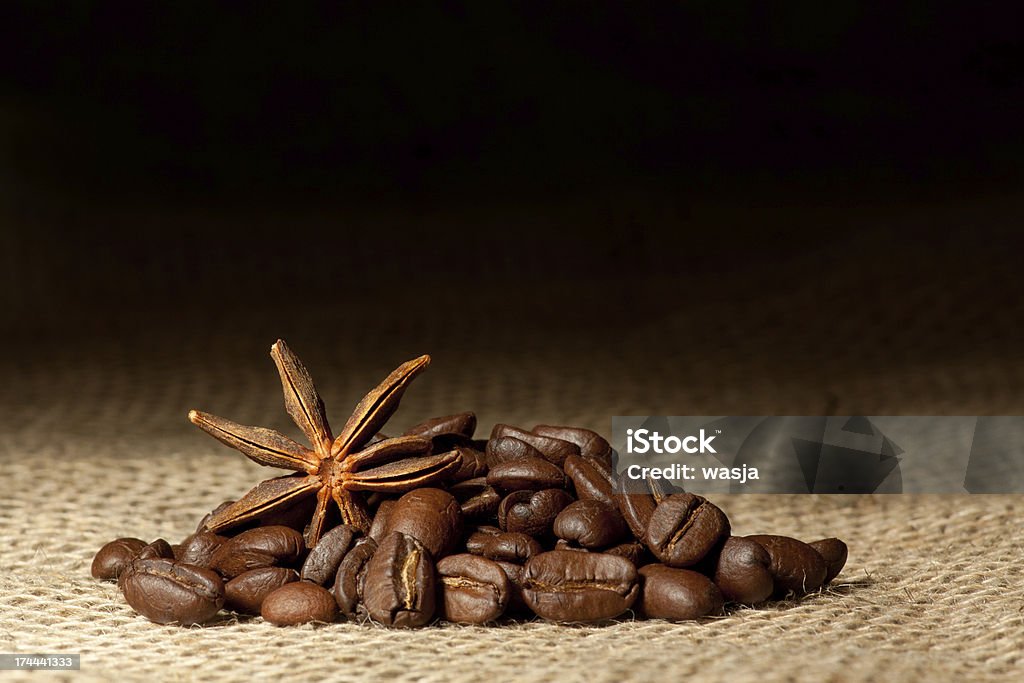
[188,340,461,547]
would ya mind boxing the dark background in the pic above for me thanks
[2,2,1023,424]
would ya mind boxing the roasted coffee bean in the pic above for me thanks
[605,541,647,566]
[210,526,306,579]
[92,538,147,580]
[333,537,378,617]
[481,532,543,564]
[136,538,175,562]
[261,581,338,625]
[490,424,579,466]
[225,567,299,614]
[712,537,774,604]
[384,488,462,558]
[553,500,628,549]
[616,479,658,539]
[121,558,225,625]
[450,477,502,520]
[404,412,477,440]
[746,535,827,597]
[363,532,436,628]
[522,551,639,622]
[464,525,502,554]
[493,560,530,614]
[563,454,615,506]
[437,554,510,624]
[532,425,613,471]
[638,564,723,620]
[451,446,488,481]
[177,532,227,568]
[487,458,569,492]
[484,436,544,467]
[368,500,395,543]
[197,500,235,533]
[645,494,730,568]
[300,525,360,586]
[497,489,574,537]
[809,538,848,584]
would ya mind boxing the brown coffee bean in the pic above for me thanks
[450,477,502,520]
[523,551,639,622]
[490,424,580,466]
[121,558,225,625]
[532,425,613,471]
[481,532,543,564]
[809,538,848,584]
[493,560,530,614]
[746,535,827,596]
[712,537,774,604]
[261,581,338,625]
[487,457,569,492]
[450,446,488,481]
[497,489,574,537]
[645,494,730,568]
[638,564,723,620]
[136,538,175,562]
[403,412,477,440]
[363,532,436,628]
[225,567,299,614]
[464,525,502,555]
[92,538,147,580]
[384,488,463,558]
[333,537,378,617]
[177,532,227,568]
[605,541,647,566]
[553,500,628,549]
[616,481,658,539]
[484,436,545,467]
[368,500,395,543]
[563,454,616,506]
[437,554,510,624]
[300,525,360,585]
[210,526,306,579]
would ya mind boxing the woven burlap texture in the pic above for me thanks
[2,318,1023,683]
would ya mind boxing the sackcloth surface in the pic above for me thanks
[2,229,1023,683]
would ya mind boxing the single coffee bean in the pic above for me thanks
[464,525,503,555]
[809,538,848,584]
[645,494,730,568]
[553,500,628,549]
[261,581,338,625]
[746,535,827,597]
[605,541,647,566]
[384,488,463,559]
[300,525,360,586]
[450,478,502,520]
[92,538,147,580]
[333,537,378,617]
[177,532,227,568]
[403,412,477,440]
[497,489,574,537]
[437,554,510,624]
[563,454,616,506]
[368,500,395,543]
[487,457,569,492]
[712,537,774,604]
[451,446,488,481]
[225,567,299,614]
[210,526,306,579]
[136,538,175,562]
[363,532,436,628]
[532,425,613,471]
[638,564,723,620]
[121,558,225,625]
[489,424,580,466]
[523,551,639,622]
[616,479,658,539]
[484,436,545,468]
[481,532,543,564]
[494,560,530,614]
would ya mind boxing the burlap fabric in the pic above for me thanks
[2,256,1023,683]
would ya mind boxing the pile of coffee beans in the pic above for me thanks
[92,417,848,627]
